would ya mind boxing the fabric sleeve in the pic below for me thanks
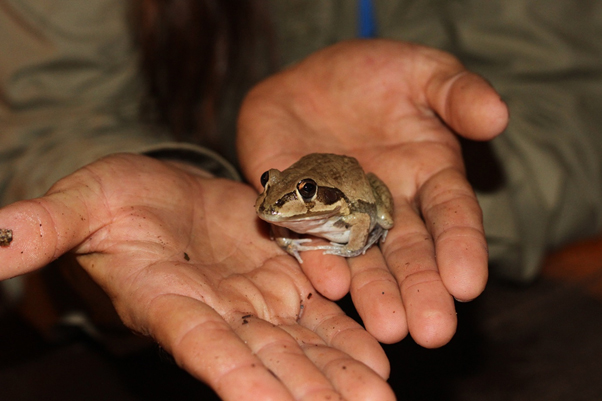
[0,0,239,207]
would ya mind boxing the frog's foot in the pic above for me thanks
[275,238,316,264]
[318,243,360,258]
[370,226,388,245]
[379,228,388,243]
[280,238,356,263]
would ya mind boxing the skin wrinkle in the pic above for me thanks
[204,213,269,267]
[435,225,487,245]
[400,272,442,293]
[430,210,483,238]
[329,326,371,356]
[151,298,294,401]
[146,293,201,347]
[79,161,116,218]
[312,314,366,352]
[94,261,137,325]
[355,137,456,185]
[422,53,465,101]
[365,107,453,151]
[249,329,303,358]
[147,293,227,355]
[352,268,398,293]
[410,45,462,105]
[302,388,343,401]
[184,334,270,396]
[143,169,238,267]
[148,167,268,281]
[423,196,484,241]
[114,233,239,327]
[440,71,472,127]
[30,199,62,262]
[262,342,346,399]
[425,64,508,140]
[224,258,309,324]
[302,347,391,401]
[168,165,201,254]
[70,160,147,255]
[316,354,355,374]
[418,170,474,213]
[301,305,341,333]
[390,148,463,206]
[211,358,278,395]
[245,260,306,321]
[384,229,434,262]
[216,273,268,318]
[232,320,342,399]
[247,332,337,397]
[426,189,481,215]
[112,262,194,332]
[422,176,476,207]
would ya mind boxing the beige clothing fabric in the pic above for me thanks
[0,0,238,205]
[2,0,602,282]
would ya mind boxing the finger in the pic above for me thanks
[299,292,390,379]
[233,315,342,400]
[419,168,489,301]
[383,199,457,348]
[348,246,407,344]
[147,294,293,401]
[423,51,509,140]
[300,247,351,301]
[301,342,396,401]
[0,188,102,280]
[273,321,395,401]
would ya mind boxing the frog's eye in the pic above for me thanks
[297,179,317,201]
[260,171,270,188]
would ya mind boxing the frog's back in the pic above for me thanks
[293,153,368,189]
[290,154,375,202]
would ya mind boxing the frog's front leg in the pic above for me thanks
[274,237,312,263]
[271,225,323,263]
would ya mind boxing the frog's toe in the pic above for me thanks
[277,238,314,263]
[290,249,304,264]
[320,243,360,258]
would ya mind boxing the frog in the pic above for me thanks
[255,153,394,263]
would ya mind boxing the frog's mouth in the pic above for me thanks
[259,207,341,224]
[262,208,346,235]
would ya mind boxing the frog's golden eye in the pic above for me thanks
[297,179,317,201]
[260,171,270,188]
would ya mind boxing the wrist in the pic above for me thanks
[162,159,215,179]
[142,143,241,180]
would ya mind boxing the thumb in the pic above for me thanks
[424,56,509,140]
[0,185,104,280]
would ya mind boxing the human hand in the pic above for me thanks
[0,154,394,401]
[237,39,509,347]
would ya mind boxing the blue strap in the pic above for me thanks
[358,0,377,38]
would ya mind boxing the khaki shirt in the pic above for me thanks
[3,0,602,281]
